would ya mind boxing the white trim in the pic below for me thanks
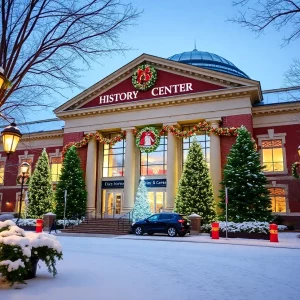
[0,193,3,212]
[257,131,288,175]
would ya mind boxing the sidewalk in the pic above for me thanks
[116,232,300,249]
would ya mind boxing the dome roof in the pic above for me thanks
[168,49,249,79]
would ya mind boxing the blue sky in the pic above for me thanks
[29,0,298,121]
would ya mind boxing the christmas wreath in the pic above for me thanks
[136,127,160,153]
[292,162,300,179]
[16,174,30,185]
[132,64,157,91]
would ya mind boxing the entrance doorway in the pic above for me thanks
[102,190,123,217]
[147,190,166,213]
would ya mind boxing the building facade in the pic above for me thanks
[1,50,300,227]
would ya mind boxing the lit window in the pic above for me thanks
[0,162,5,185]
[140,135,167,176]
[182,126,210,166]
[268,188,286,213]
[103,133,126,177]
[51,157,62,182]
[261,140,284,172]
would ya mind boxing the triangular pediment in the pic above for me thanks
[55,54,261,116]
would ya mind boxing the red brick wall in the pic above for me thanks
[220,114,253,168]
[0,146,63,212]
[63,132,85,146]
[253,124,300,213]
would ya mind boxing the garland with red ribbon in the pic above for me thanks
[62,121,238,159]
[292,162,300,179]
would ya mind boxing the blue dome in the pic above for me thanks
[168,49,249,79]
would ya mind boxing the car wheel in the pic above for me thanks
[167,226,177,237]
[148,233,154,236]
[135,226,143,236]
[178,232,186,237]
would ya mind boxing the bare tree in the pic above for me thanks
[230,0,300,86]
[0,0,140,121]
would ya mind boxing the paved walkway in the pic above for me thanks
[57,231,300,249]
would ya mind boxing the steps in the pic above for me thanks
[60,218,132,235]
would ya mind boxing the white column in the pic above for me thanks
[86,137,97,212]
[208,119,222,208]
[123,128,136,212]
[166,123,178,211]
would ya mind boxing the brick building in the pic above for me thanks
[1,49,299,227]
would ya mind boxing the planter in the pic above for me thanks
[210,231,270,240]
[24,257,39,280]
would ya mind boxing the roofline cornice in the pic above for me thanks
[253,102,300,115]
[54,53,262,114]
[21,129,64,141]
[56,87,254,120]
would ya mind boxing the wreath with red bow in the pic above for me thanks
[132,64,157,91]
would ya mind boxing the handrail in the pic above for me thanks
[100,207,116,219]
[155,207,164,214]
[118,209,134,232]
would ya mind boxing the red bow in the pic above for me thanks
[137,66,152,84]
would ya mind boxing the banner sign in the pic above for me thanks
[101,179,167,189]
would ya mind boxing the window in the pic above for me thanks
[261,140,284,172]
[182,126,210,165]
[141,135,167,176]
[0,162,5,185]
[51,157,62,182]
[103,133,126,177]
[268,188,286,213]
[148,214,159,221]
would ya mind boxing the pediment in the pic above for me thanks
[55,54,261,116]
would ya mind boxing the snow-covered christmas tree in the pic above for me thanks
[175,138,217,224]
[27,149,53,218]
[55,146,87,219]
[133,177,152,222]
[219,126,272,222]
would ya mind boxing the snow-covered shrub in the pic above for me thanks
[201,221,287,234]
[0,214,14,221]
[12,218,82,227]
[0,220,63,286]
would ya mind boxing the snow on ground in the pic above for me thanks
[1,235,300,300]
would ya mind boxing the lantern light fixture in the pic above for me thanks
[1,122,22,157]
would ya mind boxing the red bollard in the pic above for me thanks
[211,222,219,239]
[36,219,43,233]
[269,223,279,242]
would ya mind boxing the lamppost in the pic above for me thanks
[16,162,30,224]
[0,66,22,156]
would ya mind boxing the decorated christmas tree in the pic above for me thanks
[219,126,272,222]
[133,177,152,222]
[175,138,217,224]
[27,149,53,218]
[55,146,87,219]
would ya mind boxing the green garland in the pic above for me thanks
[132,64,157,91]
[136,127,160,153]
[292,162,300,178]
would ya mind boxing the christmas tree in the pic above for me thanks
[175,138,217,224]
[55,146,87,219]
[27,149,53,218]
[219,126,272,222]
[133,177,152,222]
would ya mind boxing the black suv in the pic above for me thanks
[131,213,191,237]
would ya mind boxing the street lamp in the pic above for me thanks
[16,162,30,224]
[0,67,22,157]
[1,123,22,157]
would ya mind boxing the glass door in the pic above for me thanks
[104,191,123,217]
[147,190,166,213]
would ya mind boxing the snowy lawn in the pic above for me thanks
[1,236,300,300]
